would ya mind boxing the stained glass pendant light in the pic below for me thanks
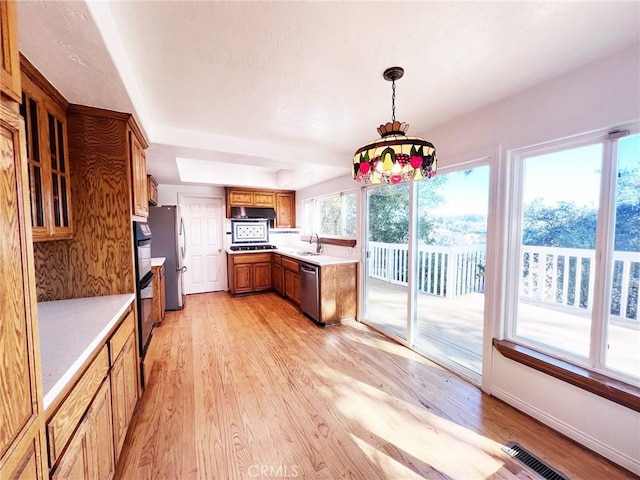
[353,67,437,184]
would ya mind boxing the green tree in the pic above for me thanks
[368,176,447,244]
[614,167,640,252]
[522,199,597,249]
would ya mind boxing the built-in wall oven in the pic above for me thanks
[134,223,154,368]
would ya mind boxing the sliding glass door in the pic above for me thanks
[415,166,490,378]
[364,184,409,341]
[362,163,490,382]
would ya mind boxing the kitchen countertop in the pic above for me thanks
[151,257,166,267]
[225,246,357,266]
[38,293,136,410]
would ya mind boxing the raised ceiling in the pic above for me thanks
[16,1,640,190]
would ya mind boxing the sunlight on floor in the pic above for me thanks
[312,363,507,479]
[349,435,429,480]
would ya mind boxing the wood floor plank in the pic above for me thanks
[114,292,636,480]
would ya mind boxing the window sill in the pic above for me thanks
[300,235,356,247]
[493,339,640,412]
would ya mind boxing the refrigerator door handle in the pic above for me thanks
[179,217,186,260]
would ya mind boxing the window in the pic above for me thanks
[509,131,640,385]
[303,192,356,237]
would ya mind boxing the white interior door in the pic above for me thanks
[182,196,224,294]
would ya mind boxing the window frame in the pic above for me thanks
[303,190,358,238]
[505,124,640,387]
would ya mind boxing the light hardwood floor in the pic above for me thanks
[115,292,634,480]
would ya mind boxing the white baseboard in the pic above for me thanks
[491,387,640,476]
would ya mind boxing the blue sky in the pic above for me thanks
[425,134,639,217]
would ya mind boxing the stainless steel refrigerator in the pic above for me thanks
[148,205,186,310]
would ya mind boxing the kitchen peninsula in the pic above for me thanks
[227,248,357,327]
[37,294,140,478]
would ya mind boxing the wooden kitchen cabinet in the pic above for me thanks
[254,262,272,290]
[86,379,115,480]
[227,253,272,295]
[110,331,138,462]
[46,347,109,466]
[20,57,73,241]
[152,264,166,322]
[130,128,148,219]
[147,174,158,206]
[34,105,148,300]
[0,431,45,480]
[44,306,139,479]
[224,187,295,227]
[227,190,252,205]
[225,187,275,210]
[317,263,357,326]
[272,254,283,295]
[49,417,90,480]
[0,0,21,102]
[50,380,114,480]
[253,191,275,207]
[275,192,295,228]
[282,257,301,304]
[0,92,47,479]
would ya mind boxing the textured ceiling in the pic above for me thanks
[16,1,640,190]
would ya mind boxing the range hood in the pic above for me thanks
[230,206,277,219]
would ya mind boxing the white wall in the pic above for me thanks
[426,45,640,163]
[293,44,640,473]
[157,183,225,206]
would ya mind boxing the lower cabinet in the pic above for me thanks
[45,307,139,480]
[152,264,166,322]
[50,420,90,480]
[227,253,272,295]
[0,428,46,480]
[282,257,301,304]
[51,380,114,480]
[272,254,283,295]
[110,332,138,462]
[87,380,115,480]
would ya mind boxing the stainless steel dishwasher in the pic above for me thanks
[300,263,320,323]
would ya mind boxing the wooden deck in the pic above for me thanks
[114,292,635,479]
[367,278,640,378]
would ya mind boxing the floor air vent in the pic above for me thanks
[502,442,569,480]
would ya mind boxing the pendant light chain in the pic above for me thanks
[391,79,396,123]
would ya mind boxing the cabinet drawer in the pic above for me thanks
[232,253,272,265]
[109,310,135,363]
[272,254,282,265]
[47,346,109,466]
[282,257,300,272]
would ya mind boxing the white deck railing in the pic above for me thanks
[520,246,639,321]
[369,242,639,321]
[369,243,486,297]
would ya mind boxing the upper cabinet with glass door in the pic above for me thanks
[19,55,73,241]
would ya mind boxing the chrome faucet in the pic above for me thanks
[309,233,322,253]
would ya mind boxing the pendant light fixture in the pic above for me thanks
[353,67,437,184]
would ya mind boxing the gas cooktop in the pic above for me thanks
[229,244,277,251]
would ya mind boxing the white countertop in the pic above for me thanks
[226,247,357,266]
[151,257,166,267]
[38,293,136,410]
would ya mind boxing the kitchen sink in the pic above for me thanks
[295,251,320,256]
